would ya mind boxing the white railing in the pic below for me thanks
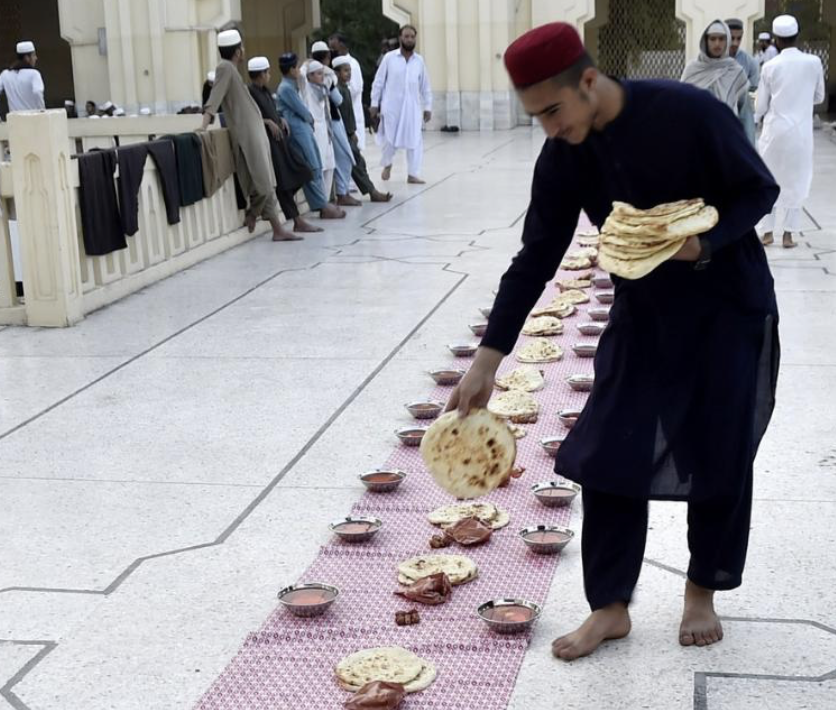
[0,110,299,327]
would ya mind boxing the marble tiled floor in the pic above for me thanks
[1,129,835,710]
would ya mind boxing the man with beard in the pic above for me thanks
[0,41,45,113]
[370,25,433,184]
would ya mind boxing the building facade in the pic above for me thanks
[1,0,833,127]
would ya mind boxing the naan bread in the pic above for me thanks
[554,289,589,305]
[577,235,600,247]
[533,300,576,318]
[488,389,540,423]
[598,238,686,280]
[604,206,718,239]
[421,409,516,499]
[560,256,593,271]
[611,198,703,218]
[556,278,592,291]
[336,647,437,693]
[428,501,498,526]
[516,338,563,363]
[495,366,545,392]
[522,316,563,336]
[507,423,527,439]
[398,554,478,586]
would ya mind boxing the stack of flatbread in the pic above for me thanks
[398,552,480,585]
[336,647,437,693]
[599,199,718,280]
[522,315,563,336]
[488,389,540,423]
[421,409,517,498]
[495,366,545,393]
[516,338,563,363]
[428,502,510,531]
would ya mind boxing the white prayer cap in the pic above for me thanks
[207,70,216,83]
[306,60,324,74]
[217,29,242,48]
[758,32,771,41]
[772,15,798,38]
[332,56,351,69]
[706,21,727,36]
[248,56,270,72]
[64,100,75,106]
[16,41,35,54]
[101,100,114,110]
[311,41,329,54]
[139,107,152,115]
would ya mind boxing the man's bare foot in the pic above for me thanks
[381,165,392,181]
[782,231,798,249]
[337,194,363,207]
[245,213,257,234]
[761,231,774,246]
[407,175,426,184]
[272,232,303,242]
[680,580,723,647]
[320,205,346,219]
[293,217,322,233]
[370,190,393,202]
[552,603,631,661]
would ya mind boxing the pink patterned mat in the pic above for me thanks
[197,228,604,709]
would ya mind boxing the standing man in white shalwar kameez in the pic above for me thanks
[755,15,825,249]
[370,25,433,184]
[0,41,45,113]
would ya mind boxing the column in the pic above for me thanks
[8,111,84,327]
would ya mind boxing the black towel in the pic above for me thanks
[116,143,149,236]
[164,134,205,207]
[146,140,182,225]
[77,150,126,256]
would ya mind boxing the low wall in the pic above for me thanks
[0,111,300,327]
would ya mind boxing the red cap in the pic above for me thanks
[504,22,585,88]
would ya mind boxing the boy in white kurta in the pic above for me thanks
[755,15,825,248]
[370,25,432,184]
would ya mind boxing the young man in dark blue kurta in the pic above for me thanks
[449,23,780,660]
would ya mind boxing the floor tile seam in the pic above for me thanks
[0,262,327,444]
[0,640,56,710]
[361,172,458,228]
[0,270,470,601]
[0,475,264,489]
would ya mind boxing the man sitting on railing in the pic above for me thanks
[200,29,302,242]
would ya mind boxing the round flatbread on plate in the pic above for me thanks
[398,553,478,586]
[336,647,437,693]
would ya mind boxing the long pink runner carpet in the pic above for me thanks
[196,230,603,709]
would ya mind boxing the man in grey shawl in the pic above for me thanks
[201,29,302,242]
[681,20,749,121]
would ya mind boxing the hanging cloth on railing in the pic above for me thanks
[77,149,126,256]
[199,129,235,198]
[162,133,205,207]
[115,143,150,237]
[145,140,182,225]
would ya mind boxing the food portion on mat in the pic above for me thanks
[599,198,718,279]
[344,680,407,709]
[559,255,593,271]
[488,389,540,424]
[336,647,437,694]
[556,273,592,289]
[495,366,545,393]
[443,516,493,546]
[395,572,453,605]
[428,501,510,531]
[397,553,478,586]
[507,423,528,439]
[516,338,563,363]
[521,315,564,336]
[530,301,575,319]
[420,409,516,499]
[554,288,590,305]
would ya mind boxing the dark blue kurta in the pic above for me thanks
[482,80,781,503]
